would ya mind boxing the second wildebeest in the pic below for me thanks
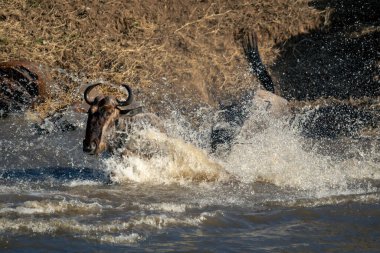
[210,32,289,152]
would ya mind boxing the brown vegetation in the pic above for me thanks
[0,0,324,118]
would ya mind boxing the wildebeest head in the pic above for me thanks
[83,83,135,155]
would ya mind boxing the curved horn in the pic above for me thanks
[84,83,102,105]
[117,84,134,106]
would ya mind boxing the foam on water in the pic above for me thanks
[0,210,216,245]
[0,199,104,215]
[268,192,380,208]
[100,233,143,245]
[134,202,189,213]
[63,180,102,187]
[104,129,230,185]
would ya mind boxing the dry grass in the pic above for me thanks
[0,0,324,118]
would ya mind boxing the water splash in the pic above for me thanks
[103,100,380,198]
[224,104,380,197]
[104,129,231,184]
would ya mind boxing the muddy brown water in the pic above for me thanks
[0,107,379,252]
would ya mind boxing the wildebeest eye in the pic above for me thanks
[102,110,113,117]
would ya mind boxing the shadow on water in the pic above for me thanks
[273,0,380,100]
[0,166,110,184]
[265,0,380,139]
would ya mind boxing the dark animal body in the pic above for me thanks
[82,83,162,156]
[0,60,49,116]
[83,83,134,155]
[242,32,275,93]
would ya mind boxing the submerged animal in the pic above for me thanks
[210,32,289,152]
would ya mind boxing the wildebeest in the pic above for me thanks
[82,82,230,182]
[210,32,289,152]
[82,82,164,156]
[210,31,375,146]
[0,60,49,116]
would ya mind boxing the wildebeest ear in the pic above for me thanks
[119,106,143,116]
[118,101,144,116]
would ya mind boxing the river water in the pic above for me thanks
[0,104,379,252]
